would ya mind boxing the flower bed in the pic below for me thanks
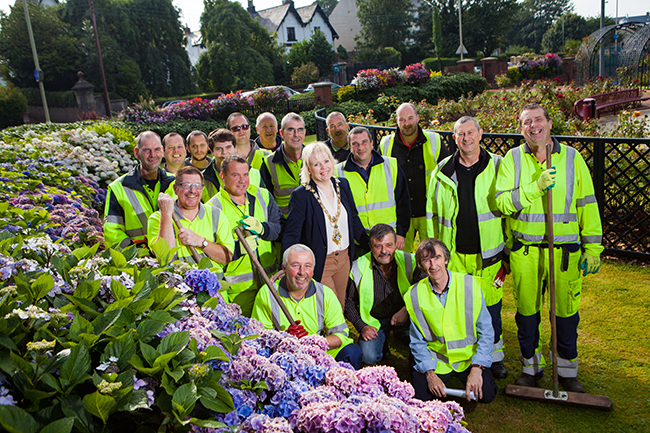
[0,231,472,432]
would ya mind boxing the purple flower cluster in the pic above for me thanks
[405,63,431,85]
[184,269,221,297]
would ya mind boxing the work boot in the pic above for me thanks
[514,373,540,387]
[491,361,508,379]
[559,376,585,393]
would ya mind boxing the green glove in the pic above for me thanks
[579,252,600,276]
[240,215,264,236]
[537,166,557,192]
[244,235,258,252]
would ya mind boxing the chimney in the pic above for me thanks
[247,0,256,15]
[282,0,293,5]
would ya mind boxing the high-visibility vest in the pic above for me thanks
[404,273,482,374]
[262,152,301,216]
[427,151,504,267]
[336,156,399,232]
[104,167,174,248]
[207,186,277,297]
[495,140,603,253]
[350,250,414,329]
[252,280,352,358]
[248,147,270,171]
[379,130,442,193]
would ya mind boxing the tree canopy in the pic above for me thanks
[285,28,336,80]
[355,0,414,51]
[507,0,573,53]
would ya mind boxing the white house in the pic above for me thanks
[184,29,206,67]
[248,0,339,50]
[328,0,359,52]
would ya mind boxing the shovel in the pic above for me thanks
[505,142,612,410]
[234,227,296,329]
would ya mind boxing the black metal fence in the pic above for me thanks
[315,109,650,259]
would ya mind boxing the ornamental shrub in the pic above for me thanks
[291,62,320,85]
[0,84,28,130]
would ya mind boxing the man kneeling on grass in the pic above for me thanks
[406,238,497,403]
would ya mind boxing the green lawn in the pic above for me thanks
[362,259,650,432]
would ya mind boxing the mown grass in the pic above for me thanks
[352,259,650,432]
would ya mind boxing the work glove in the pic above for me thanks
[287,320,309,339]
[537,166,557,192]
[240,215,264,236]
[243,235,258,252]
[493,265,507,288]
[579,252,601,276]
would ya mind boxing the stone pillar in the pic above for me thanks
[71,71,95,114]
[481,57,499,88]
[456,59,475,74]
[313,82,333,106]
[562,57,575,83]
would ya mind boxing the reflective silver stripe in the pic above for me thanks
[267,161,297,196]
[511,147,523,211]
[207,196,223,211]
[118,238,132,248]
[254,189,269,220]
[576,195,597,207]
[482,243,504,260]
[404,253,414,283]
[329,323,347,334]
[564,147,576,216]
[364,200,395,211]
[125,228,147,237]
[209,205,221,242]
[446,274,477,350]
[438,216,453,228]
[267,285,283,330]
[425,212,435,219]
[350,261,362,286]
[225,272,255,284]
[477,210,502,221]
[424,132,439,177]
[428,349,449,364]
[337,165,344,178]
[555,353,579,378]
[123,187,149,231]
[521,351,544,370]
[106,215,125,225]
[315,282,325,334]
[512,231,580,243]
[582,235,602,244]
[411,285,444,344]
[381,156,396,207]
[434,179,440,201]
[513,212,577,223]
[493,336,505,351]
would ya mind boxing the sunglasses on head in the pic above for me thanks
[230,124,250,132]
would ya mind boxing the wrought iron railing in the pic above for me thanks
[315,108,650,259]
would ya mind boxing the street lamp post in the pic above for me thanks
[22,0,50,123]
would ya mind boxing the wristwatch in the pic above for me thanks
[201,238,209,248]
[470,364,484,370]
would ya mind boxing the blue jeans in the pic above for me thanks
[335,343,362,370]
[358,318,409,365]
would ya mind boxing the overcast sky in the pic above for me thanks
[0,0,648,35]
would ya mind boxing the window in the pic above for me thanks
[287,27,296,41]
[314,26,320,32]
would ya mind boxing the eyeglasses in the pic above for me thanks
[177,182,204,190]
[285,127,305,135]
[230,124,250,132]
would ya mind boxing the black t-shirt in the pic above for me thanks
[455,161,481,254]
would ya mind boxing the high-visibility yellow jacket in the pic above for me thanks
[251,279,353,358]
[350,250,415,329]
[207,186,282,298]
[405,273,483,374]
[495,140,603,256]
[259,144,302,216]
[426,148,505,268]
[104,166,175,249]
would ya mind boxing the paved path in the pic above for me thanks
[596,89,650,131]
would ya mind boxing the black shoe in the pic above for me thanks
[491,361,508,379]
[559,376,585,393]
[515,373,540,387]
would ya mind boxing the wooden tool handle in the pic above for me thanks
[234,227,295,326]
[171,212,202,264]
[546,142,559,396]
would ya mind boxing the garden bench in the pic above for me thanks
[574,88,649,119]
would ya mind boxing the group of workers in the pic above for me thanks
[103,102,602,403]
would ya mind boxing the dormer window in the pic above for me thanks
[287,27,296,41]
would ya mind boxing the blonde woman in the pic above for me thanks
[282,142,369,307]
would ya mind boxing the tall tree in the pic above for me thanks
[0,3,81,90]
[541,13,613,53]
[355,0,414,51]
[464,0,517,56]
[199,0,278,92]
[507,0,572,53]
[316,0,339,16]
[431,5,443,70]
[285,28,336,80]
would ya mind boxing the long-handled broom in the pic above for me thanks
[504,142,612,410]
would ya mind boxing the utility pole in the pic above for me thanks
[88,0,112,117]
[22,0,50,123]
[457,0,466,60]
[599,0,605,77]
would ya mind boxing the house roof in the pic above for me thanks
[254,1,339,39]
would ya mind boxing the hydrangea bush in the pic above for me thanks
[0,233,473,433]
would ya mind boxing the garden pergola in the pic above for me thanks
[576,22,650,87]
